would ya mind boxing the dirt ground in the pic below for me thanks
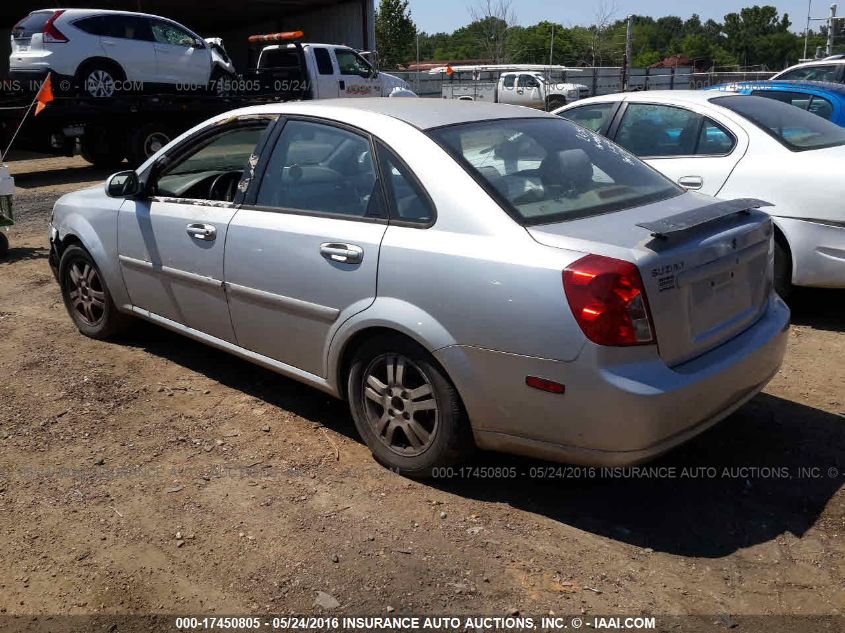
[0,155,843,625]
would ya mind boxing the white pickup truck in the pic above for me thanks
[436,66,588,110]
[251,34,413,99]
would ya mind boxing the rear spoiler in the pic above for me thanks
[636,198,773,239]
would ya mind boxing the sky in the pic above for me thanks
[407,0,824,34]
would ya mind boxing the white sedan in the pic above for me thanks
[555,91,845,295]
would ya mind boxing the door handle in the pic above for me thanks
[320,242,363,264]
[101,39,116,46]
[678,175,703,190]
[186,223,216,241]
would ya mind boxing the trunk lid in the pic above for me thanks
[528,192,774,366]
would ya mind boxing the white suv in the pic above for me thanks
[10,9,236,97]
[771,58,845,83]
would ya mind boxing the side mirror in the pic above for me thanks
[106,170,142,198]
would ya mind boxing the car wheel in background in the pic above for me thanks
[127,123,173,167]
[79,125,126,168]
[546,95,567,111]
[347,335,473,477]
[76,60,126,98]
[59,245,130,339]
[210,67,236,95]
[774,237,793,300]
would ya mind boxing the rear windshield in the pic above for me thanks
[712,94,845,151]
[428,118,681,226]
[12,11,51,38]
[259,49,300,69]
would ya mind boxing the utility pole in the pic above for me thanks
[549,23,555,66]
[622,15,633,90]
[804,0,813,60]
[828,3,838,56]
[416,32,420,92]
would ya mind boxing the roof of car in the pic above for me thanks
[239,98,554,130]
[572,90,723,106]
[711,80,845,97]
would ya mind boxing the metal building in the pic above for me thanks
[1,0,376,76]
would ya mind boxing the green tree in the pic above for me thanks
[375,0,417,69]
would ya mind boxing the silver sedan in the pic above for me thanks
[48,99,790,476]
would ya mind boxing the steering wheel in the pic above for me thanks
[209,170,243,202]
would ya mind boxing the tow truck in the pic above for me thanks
[432,64,588,110]
[0,31,415,168]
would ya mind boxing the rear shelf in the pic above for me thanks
[527,193,775,367]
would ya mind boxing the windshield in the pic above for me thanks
[428,118,681,225]
[712,94,845,151]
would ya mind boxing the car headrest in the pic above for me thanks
[539,148,593,190]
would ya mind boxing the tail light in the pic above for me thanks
[43,10,68,43]
[563,254,655,347]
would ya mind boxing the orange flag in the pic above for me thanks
[446,65,454,77]
[34,74,54,116]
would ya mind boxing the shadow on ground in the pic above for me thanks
[788,288,845,333]
[0,246,48,265]
[12,163,118,189]
[117,305,843,559]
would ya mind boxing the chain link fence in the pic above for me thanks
[392,68,777,98]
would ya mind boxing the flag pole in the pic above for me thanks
[1,74,51,163]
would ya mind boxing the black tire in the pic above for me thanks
[76,60,126,98]
[59,245,130,339]
[127,123,173,167]
[0,232,8,259]
[347,335,473,477]
[546,96,567,111]
[79,126,126,168]
[209,67,236,95]
[774,236,793,300]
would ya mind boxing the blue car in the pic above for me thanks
[707,80,845,127]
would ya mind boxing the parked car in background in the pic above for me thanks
[708,81,845,127]
[48,99,788,476]
[770,57,845,83]
[10,9,235,97]
[251,37,412,98]
[434,65,588,110]
[555,91,845,296]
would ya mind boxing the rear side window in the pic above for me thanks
[776,64,840,82]
[559,102,616,133]
[12,12,51,38]
[260,49,300,69]
[256,120,385,218]
[98,16,153,41]
[313,48,334,75]
[616,104,701,157]
[713,94,845,151]
[502,75,515,88]
[376,143,435,225]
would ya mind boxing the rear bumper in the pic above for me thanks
[436,294,790,466]
[776,217,845,288]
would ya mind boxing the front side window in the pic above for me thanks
[428,118,681,226]
[713,94,845,151]
[151,20,196,47]
[808,95,835,120]
[615,103,703,157]
[776,64,840,82]
[335,49,373,78]
[256,120,384,218]
[559,102,617,133]
[154,121,274,201]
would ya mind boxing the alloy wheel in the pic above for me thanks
[362,353,439,457]
[66,260,106,326]
[86,70,116,98]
